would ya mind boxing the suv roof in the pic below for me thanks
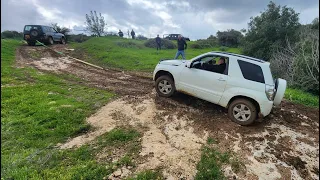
[211,51,266,63]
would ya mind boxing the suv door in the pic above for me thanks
[50,27,59,41]
[178,55,228,104]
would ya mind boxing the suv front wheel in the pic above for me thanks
[60,37,66,44]
[48,37,54,45]
[228,98,257,126]
[155,75,175,97]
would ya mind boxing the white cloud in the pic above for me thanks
[2,0,319,39]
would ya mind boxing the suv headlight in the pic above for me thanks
[265,84,275,101]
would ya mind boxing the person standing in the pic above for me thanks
[118,30,123,37]
[174,35,187,59]
[156,34,161,51]
[131,29,135,39]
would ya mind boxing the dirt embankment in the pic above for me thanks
[16,44,319,180]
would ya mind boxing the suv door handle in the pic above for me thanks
[218,77,225,81]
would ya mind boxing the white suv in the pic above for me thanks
[153,51,287,125]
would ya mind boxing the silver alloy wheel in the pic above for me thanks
[158,80,172,95]
[233,104,251,121]
[61,38,66,44]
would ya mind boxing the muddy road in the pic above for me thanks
[16,44,319,180]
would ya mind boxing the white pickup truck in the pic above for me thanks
[153,51,287,125]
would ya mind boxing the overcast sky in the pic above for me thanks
[1,0,319,40]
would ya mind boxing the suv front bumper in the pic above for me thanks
[259,100,273,117]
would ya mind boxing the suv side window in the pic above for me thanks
[42,27,48,33]
[238,60,265,83]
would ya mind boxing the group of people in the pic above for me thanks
[116,32,225,73]
[118,29,135,39]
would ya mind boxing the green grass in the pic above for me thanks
[127,170,164,180]
[195,146,230,180]
[1,39,126,179]
[70,36,241,72]
[195,138,244,180]
[285,88,319,108]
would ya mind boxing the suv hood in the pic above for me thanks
[159,59,185,66]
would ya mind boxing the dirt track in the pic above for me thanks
[16,44,319,180]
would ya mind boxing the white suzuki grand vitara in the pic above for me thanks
[153,51,287,125]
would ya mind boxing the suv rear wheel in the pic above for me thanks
[48,37,54,45]
[228,98,257,126]
[155,75,175,97]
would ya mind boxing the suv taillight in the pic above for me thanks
[265,84,275,101]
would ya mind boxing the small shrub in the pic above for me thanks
[144,38,176,49]
[136,35,148,40]
[190,39,218,49]
[66,34,91,43]
[219,46,228,51]
[190,43,202,49]
[115,41,143,49]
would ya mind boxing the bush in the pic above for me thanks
[144,38,176,49]
[190,39,218,49]
[115,41,143,49]
[190,43,202,49]
[270,27,319,94]
[219,46,228,51]
[1,31,23,39]
[136,35,148,40]
[66,34,91,43]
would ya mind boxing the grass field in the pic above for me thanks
[70,36,241,72]
[1,39,153,179]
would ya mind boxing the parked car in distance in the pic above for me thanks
[153,51,287,125]
[163,34,190,41]
[23,25,66,46]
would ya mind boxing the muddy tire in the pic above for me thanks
[27,41,36,46]
[155,75,175,97]
[228,98,257,126]
[60,37,66,44]
[48,37,54,45]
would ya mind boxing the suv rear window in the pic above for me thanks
[24,25,41,31]
[237,60,265,83]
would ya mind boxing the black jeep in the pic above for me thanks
[163,34,190,41]
[23,25,66,46]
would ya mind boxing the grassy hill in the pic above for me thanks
[70,36,241,72]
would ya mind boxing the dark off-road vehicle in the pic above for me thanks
[23,25,66,46]
[163,34,190,41]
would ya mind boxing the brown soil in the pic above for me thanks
[16,44,319,180]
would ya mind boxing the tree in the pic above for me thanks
[242,1,300,61]
[85,11,106,37]
[216,29,243,47]
[270,26,319,93]
[1,30,23,39]
[51,23,71,35]
[310,17,319,30]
